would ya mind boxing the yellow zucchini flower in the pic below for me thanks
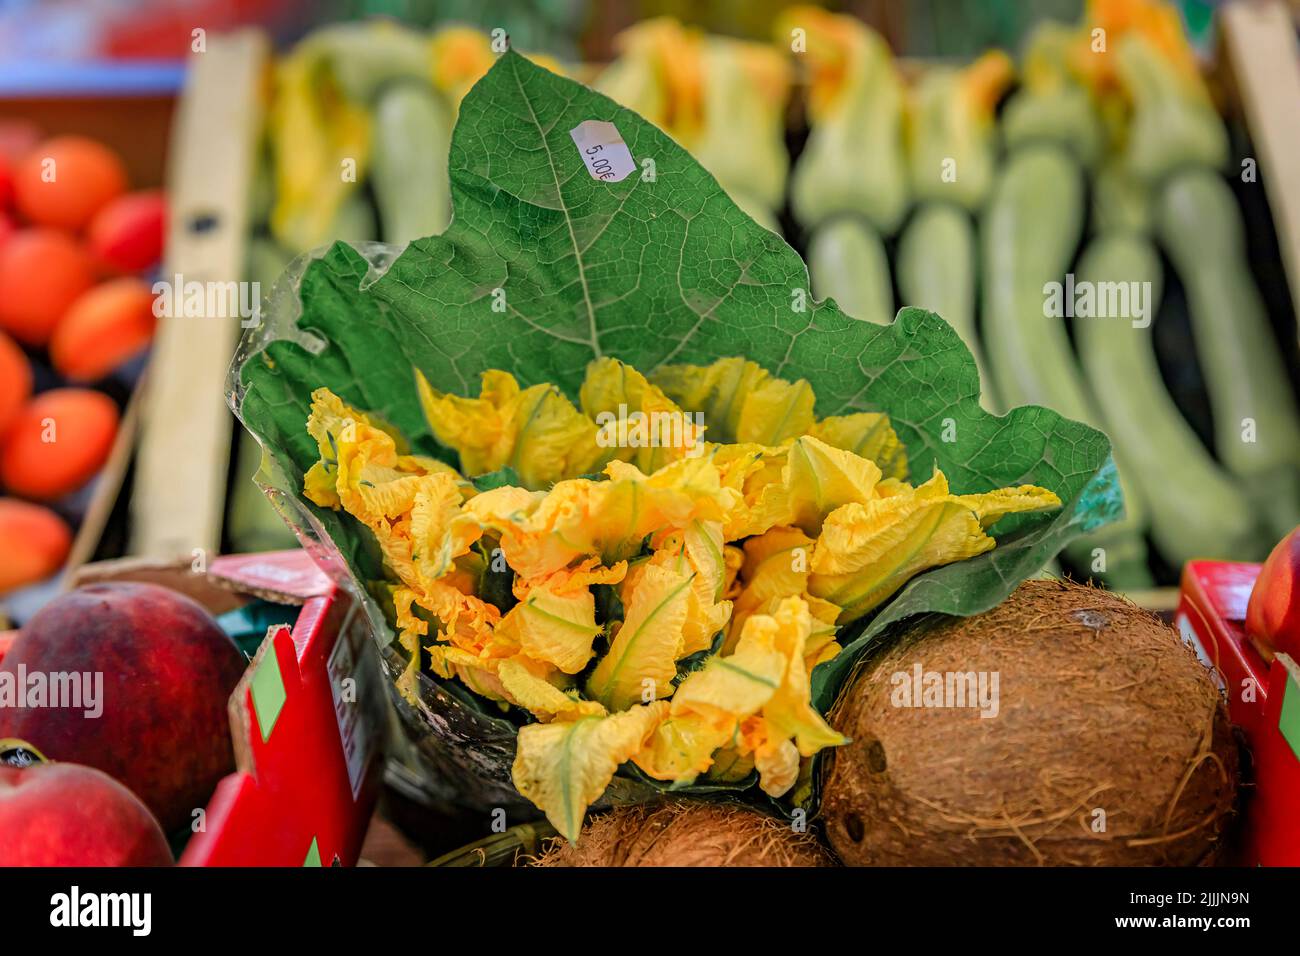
[587,563,696,711]
[495,558,626,675]
[810,469,1060,621]
[512,701,669,843]
[579,357,706,473]
[416,368,605,490]
[268,44,372,253]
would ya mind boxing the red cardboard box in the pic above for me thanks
[1178,560,1300,866]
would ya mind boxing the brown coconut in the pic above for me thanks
[821,579,1239,866]
[531,800,838,867]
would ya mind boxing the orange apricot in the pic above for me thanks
[0,331,31,435]
[13,136,127,231]
[0,388,119,500]
[0,498,71,594]
[0,229,94,346]
[51,277,157,381]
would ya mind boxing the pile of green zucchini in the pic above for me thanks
[791,9,1300,588]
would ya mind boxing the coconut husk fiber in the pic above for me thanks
[821,579,1239,866]
[531,800,838,867]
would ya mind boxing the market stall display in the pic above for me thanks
[1,0,1299,879]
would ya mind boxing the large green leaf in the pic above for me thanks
[233,51,1120,798]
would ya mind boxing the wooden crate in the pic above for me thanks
[1218,1,1300,336]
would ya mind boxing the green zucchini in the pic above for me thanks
[692,37,788,214]
[371,82,453,245]
[327,192,377,245]
[1076,234,1262,563]
[906,52,1011,210]
[981,144,1152,586]
[999,23,1103,167]
[228,433,300,554]
[981,145,1087,414]
[897,202,992,407]
[807,216,893,326]
[1117,34,1227,183]
[790,23,908,234]
[1001,85,1103,167]
[245,236,293,297]
[1156,169,1300,536]
[1092,160,1153,236]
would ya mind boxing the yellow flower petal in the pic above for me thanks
[737,374,816,446]
[410,472,480,581]
[809,412,908,480]
[646,522,734,656]
[497,657,606,722]
[783,435,882,534]
[506,386,605,490]
[706,746,755,783]
[727,525,816,651]
[305,390,486,603]
[810,499,989,621]
[426,645,511,702]
[496,588,601,675]
[752,728,801,798]
[587,563,695,711]
[497,560,626,674]
[416,368,603,489]
[461,484,544,523]
[512,701,669,842]
[953,484,1063,529]
[803,596,844,671]
[712,442,794,539]
[650,356,815,445]
[722,544,745,598]
[671,615,786,723]
[633,592,814,785]
[488,456,735,580]
[650,357,763,442]
[759,597,847,756]
[630,712,732,782]
[393,586,429,704]
[580,357,705,473]
[807,469,1058,622]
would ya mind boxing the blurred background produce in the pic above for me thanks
[0,0,1297,613]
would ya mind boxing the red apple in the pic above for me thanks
[1246,525,1300,661]
[0,761,172,866]
[0,582,247,831]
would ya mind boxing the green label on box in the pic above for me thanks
[251,646,287,743]
[1280,671,1300,761]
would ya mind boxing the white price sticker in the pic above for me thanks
[570,120,635,183]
